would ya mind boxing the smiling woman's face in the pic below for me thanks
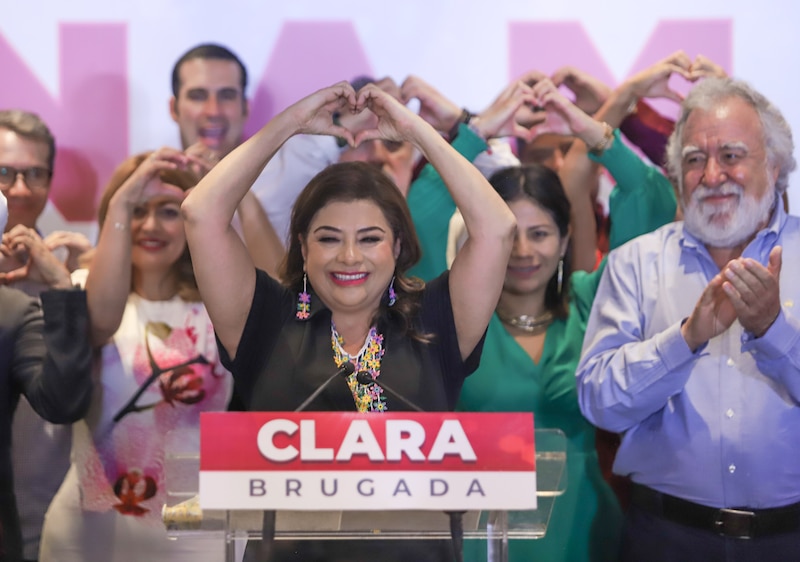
[130,180,187,275]
[503,198,567,297]
[301,198,400,317]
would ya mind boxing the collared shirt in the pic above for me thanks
[576,202,800,509]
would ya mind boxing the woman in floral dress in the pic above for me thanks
[39,150,232,562]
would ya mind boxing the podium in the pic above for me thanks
[163,414,566,562]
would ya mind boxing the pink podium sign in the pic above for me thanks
[199,412,536,511]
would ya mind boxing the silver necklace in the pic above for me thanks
[496,310,554,335]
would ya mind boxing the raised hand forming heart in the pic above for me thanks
[0,224,72,287]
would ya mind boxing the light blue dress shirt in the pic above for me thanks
[576,202,800,509]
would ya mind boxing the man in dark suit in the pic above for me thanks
[0,192,93,562]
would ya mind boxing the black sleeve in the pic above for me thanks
[218,268,291,400]
[16,289,93,424]
[421,272,487,407]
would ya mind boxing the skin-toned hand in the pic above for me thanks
[720,246,782,337]
[184,141,222,178]
[681,271,738,352]
[107,148,198,222]
[399,75,462,135]
[336,78,402,138]
[526,79,606,145]
[373,76,402,101]
[43,230,93,272]
[280,81,359,146]
[510,70,549,127]
[353,85,420,146]
[0,225,72,288]
[516,69,549,87]
[472,80,539,140]
[689,54,728,80]
[624,51,693,103]
[551,66,613,115]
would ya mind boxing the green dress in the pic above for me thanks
[457,269,621,561]
[406,128,677,561]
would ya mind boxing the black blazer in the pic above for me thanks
[0,287,92,562]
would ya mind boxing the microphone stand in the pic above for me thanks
[355,371,464,562]
[354,371,423,412]
[244,363,355,561]
[295,362,356,411]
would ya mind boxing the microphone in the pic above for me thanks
[355,371,424,412]
[245,363,356,560]
[294,362,356,412]
[355,370,464,561]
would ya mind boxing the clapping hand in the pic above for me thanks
[721,247,782,337]
[681,247,782,351]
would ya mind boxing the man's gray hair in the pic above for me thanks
[665,77,795,194]
[0,109,56,171]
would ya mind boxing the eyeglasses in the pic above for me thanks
[0,165,52,190]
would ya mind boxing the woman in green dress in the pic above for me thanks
[406,73,682,560]
[457,161,623,561]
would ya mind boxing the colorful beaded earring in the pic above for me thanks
[296,273,311,320]
[387,276,397,307]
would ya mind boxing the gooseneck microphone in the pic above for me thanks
[355,370,464,561]
[294,362,356,412]
[354,370,424,412]
[245,362,356,562]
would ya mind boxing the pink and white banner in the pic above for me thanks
[4,1,799,238]
[199,412,536,511]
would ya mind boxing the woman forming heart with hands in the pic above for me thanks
[182,81,516,561]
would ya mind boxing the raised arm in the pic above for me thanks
[85,148,192,346]
[404,77,532,280]
[182,82,359,358]
[599,51,693,132]
[12,288,93,423]
[356,85,517,360]
[525,79,609,272]
[182,140,287,277]
[236,190,286,278]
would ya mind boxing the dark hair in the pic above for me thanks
[283,161,427,339]
[98,152,202,302]
[349,75,376,91]
[0,110,56,171]
[171,43,248,98]
[489,164,573,318]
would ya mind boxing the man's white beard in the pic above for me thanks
[683,180,776,248]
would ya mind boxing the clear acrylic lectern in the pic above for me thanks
[163,427,566,562]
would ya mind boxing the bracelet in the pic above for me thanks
[447,108,473,140]
[589,122,614,156]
